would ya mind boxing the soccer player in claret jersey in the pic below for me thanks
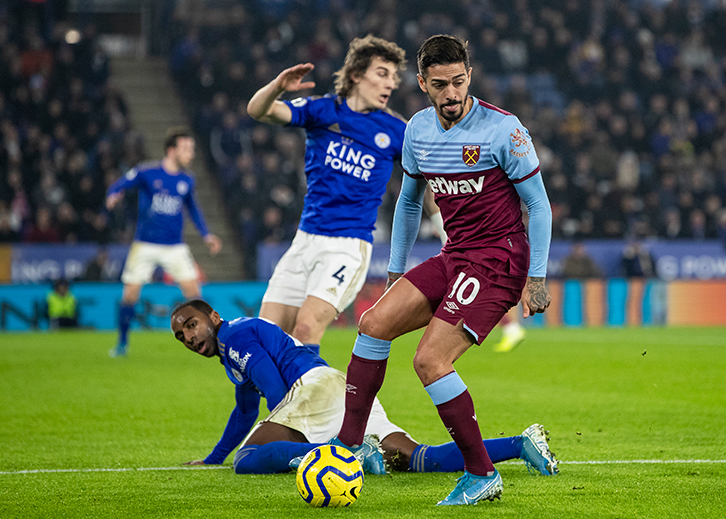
[106,127,222,357]
[169,300,558,476]
[246,35,407,355]
[332,35,554,506]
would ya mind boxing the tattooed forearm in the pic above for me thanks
[525,277,551,312]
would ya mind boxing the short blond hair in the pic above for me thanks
[333,35,406,98]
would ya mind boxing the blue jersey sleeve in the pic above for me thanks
[388,175,426,274]
[491,115,540,181]
[401,121,423,179]
[182,177,210,238]
[245,349,290,411]
[514,175,552,277]
[204,385,260,464]
[106,167,142,196]
[492,115,550,277]
[284,97,323,129]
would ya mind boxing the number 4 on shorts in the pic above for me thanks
[332,266,346,285]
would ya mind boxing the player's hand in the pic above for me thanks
[205,234,222,256]
[106,193,123,210]
[386,272,403,291]
[183,460,206,466]
[521,277,551,318]
[274,63,316,93]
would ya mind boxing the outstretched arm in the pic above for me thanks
[186,386,261,465]
[247,63,316,125]
[105,168,142,209]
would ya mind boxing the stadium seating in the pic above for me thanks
[165,0,726,258]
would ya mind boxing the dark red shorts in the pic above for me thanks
[403,235,528,344]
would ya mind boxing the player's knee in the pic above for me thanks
[412,350,438,383]
[292,321,315,343]
[358,308,391,340]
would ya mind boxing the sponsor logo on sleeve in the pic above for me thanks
[229,349,252,373]
[509,128,532,157]
[291,97,308,107]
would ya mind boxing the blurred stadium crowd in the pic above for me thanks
[167,0,726,257]
[0,4,145,246]
[2,1,726,266]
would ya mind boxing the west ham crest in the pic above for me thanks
[463,145,480,167]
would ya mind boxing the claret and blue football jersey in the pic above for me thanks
[391,96,551,277]
[106,161,210,245]
[402,97,540,250]
[284,95,406,243]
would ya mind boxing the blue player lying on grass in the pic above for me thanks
[170,300,559,476]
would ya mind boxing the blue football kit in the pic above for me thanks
[106,161,211,245]
[284,95,406,243]
[204,317,327,464]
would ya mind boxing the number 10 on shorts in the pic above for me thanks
[448,272,480,305]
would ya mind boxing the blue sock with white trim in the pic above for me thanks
[409,436,523,472]
[233,442,323,474]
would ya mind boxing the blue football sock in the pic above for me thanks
[118,303,135,345]
[304,343,320,356]
[409,436,523,472]
[233,442,323,474]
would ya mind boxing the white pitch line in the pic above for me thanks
[0,466,231,475]
[1,460,725,475]
[499,459,726,465]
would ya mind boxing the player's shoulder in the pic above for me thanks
[288,94,333,109]
[473,98,520,128]
[133,160,163,175]
[380,107,407,125]
[406,107,436,132]
[227,316,258,331]
[475,98,514,117]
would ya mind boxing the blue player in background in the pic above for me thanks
[246,35,408,354]
[170,299,558,476]
[106,127,222,357]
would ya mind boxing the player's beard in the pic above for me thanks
[428,89,469,124]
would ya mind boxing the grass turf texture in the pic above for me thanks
[1,326,724,518]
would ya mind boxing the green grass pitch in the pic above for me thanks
[1,326,725,518]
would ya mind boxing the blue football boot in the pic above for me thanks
[437,469,503,506]
[520,423,559,475]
